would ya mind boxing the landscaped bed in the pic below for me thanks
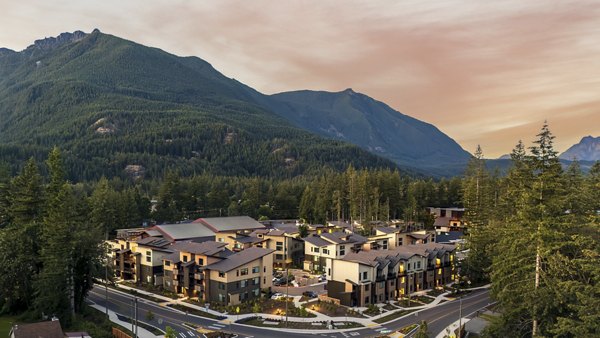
[237,317,363,329]
[197,298,316,318]
[395,299,423,307]
[373,309,417,324]
[115,313,164,335]
[167,303,225,320]
[121,282,180,299]
[302,300,365,318]
[426,288,447,297]
[414,295,435,304]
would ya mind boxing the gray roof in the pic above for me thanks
[11,321,64,338]
[321,232,367,245]
[143,229,162,237]
[234,236,267,244]
[303,235,331,247]
[376,227,398,234]
[204,247,274,272]
[340,242,456,266]
[163,252,181,263]
[272,224,300,234]
[194,216,265,232]
[170,241,228,256]
[136,236,171,249]
[328,220,351,228]
[153,223,215,241]
[436,231,464,243]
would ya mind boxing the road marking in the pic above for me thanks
[179,333,186,338]
[341,333,349,337]
[374,327,388,332]
[212,323,226,328]
[349,332,360,336]
[187,330,196,337]
[208,326,225,330]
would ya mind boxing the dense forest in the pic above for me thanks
[461,124,600,337]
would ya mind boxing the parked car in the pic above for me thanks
[291,280,299,287]
[271,292,285,300]
[273,277,287,286]
[302,291,318,298]
[318,274,327,282]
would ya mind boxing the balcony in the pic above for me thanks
[194,273,204,280]
[172,280,179,287]
[194,285,204,292]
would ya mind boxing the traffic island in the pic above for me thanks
[236,317,363,330]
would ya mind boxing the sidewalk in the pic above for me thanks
[89,302,162,338]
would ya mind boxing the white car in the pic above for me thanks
[271,293,285,300]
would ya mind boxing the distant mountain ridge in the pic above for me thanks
[249,88,471,177]
[0,29,472,179]
[560,136,600,162]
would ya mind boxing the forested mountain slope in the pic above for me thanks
[0,30,395,180]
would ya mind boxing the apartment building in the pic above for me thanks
[303,232,367,274]
[427,207,466,232]
[326,243,456,306]
[162,241,231,297]
[249,229,304,268]
[204,247,274,305]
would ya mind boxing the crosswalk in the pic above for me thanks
[340,331,361,336]
[177,330,197,337]
[207,323,227,331]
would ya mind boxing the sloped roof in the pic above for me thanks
[153,223,215,241]
[11,320,64,338]
[376,226,398,234]
[303,235,331,247]
[136,236,172,249]
[272,224,300,234]
[163,252,181,263]
[204,247,274,272]
[170,241,228,256]
[321,232,367,245]
[193,216,265,232]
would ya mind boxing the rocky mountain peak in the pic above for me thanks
[560,136,600,162]
[26,30,88,52]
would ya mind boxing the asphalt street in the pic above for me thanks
[87,286,491,338]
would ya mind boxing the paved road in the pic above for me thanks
[88,286,491,338]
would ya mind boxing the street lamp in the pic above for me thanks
[457,276,471,338]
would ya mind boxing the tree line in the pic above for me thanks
[461,123,600,337]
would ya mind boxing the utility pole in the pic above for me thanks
[285,236,289,327]
[135,297,138,338]
[105,229,109,316]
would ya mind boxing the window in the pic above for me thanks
[365,284,369,291]
[408,263,411,270]
[275,254,284,260]
[362,271,367,280]
[313,247,320,253]
[339,245,345,256]
[218,282,225,290]
[314,256,319,262]
[378,281,385,288]
[218,238,224,242]
[183,255,188,262]
[252,266,260,273]
[253,288,260,296]
[382,240,388,250]
[165,260,171,266]
[218,294,226,302]
[365,296,369,304]
[416,261,421,269]
[276,241,283,251]
[241,280,248,288]
[240,268,248,276]
[198,258,204,266]
[218,271,225,278]
[401,277,405,283]
[254,277,260,285]
[322,249,329,255]
[398,238,403,246]
[328,268,331,276]
[146,251,151,263]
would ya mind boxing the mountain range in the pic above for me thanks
[0,30,473,179]
[559,136,600,162]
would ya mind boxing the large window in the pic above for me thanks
[276,241,283,251]
[313,247,320,253]
[252,266,260,273]
[218,282,225,290]
[339,245,345,256]
[218,294,226,302]
[218,271,225,278]
[183,255,188,262]
[145,251,151,263]
[275,254,284,260]
[322,249,329,255]
[240,268,248,276]
[362,271,367,280]
[241,280,248,288]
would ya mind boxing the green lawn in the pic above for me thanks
[0,315,17,337]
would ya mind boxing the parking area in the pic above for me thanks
[271,269,327,296]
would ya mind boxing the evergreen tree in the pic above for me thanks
[415,320,429,338]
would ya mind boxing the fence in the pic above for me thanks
[112,327,132,338]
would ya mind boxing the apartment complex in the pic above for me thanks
[326,243,456,306]
[203,247,274,305]
[303,232,368,273]
[427,207,466,232]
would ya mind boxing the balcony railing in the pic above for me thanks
[172,280,179,287]
[194,285,204,292]
[194,273,204,280]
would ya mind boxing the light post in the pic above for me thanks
[285,236,289,327]
[130,296,138,337]
[457,276,471,338]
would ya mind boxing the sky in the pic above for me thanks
[2,0,599,157]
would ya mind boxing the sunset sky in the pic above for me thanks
[2,0,599,157]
